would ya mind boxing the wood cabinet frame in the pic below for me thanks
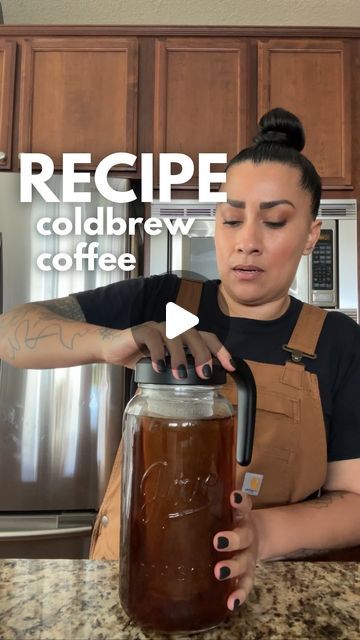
[153,37,249,186]
[18,37,139,171]
[258,39,352,188]
[0,40,16,170]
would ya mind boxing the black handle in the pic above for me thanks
[229,357,257,466]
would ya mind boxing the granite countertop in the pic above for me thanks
[0,559,359,640]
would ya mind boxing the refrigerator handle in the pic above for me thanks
[0,232,2,382]
[0,231,2,315]
[0,526,92,541]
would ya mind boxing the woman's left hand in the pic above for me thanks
[213,491,259,611]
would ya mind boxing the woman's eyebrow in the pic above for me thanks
[259,199,295,210]
[226,198,295,209]
[226,199,245,208]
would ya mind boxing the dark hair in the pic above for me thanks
[227,108,322,219]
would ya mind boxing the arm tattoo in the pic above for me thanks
[268,548,333,561]
[0,296,89,360]
[99,327,117,340]
[305,491,347,508]
[35,296,86,322]
[266,491,349,561]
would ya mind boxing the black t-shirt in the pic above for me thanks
[74,273,360,464]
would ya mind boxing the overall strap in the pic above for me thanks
[175,282,328,364]
[283,303,328,363]
[175,278,204,315]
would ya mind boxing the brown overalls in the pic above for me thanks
[90,279,328,560]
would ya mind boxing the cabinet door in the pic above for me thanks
[154,38,248,186]
[258,39,351,188]
[0,40,16,170]
[18,37,138,171]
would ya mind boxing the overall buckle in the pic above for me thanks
[282,344,317,363]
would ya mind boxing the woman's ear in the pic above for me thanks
[303,219,322,256]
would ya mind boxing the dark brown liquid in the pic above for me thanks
[119,414,236,633]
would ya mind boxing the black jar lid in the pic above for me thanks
[135,355,227,385]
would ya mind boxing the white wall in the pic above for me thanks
[1,0,360,27]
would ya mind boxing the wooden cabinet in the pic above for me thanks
[0,40,16,170]
[0,28,355,193]
[18,37,139,171]
[153,38,249,183]
[258,39,351,188]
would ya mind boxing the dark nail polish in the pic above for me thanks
[217,536,229,549]
[233,598,241,609]
[177,364,187,379]
[230,358,236,368]
[219,566,231,580]
[202,364,212,378]
[157,359,166,372]
[234,492,243,504]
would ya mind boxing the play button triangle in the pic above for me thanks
[165,302,199,339]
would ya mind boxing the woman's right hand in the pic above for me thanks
[100,321,236,380]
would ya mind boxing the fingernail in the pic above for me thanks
[230,358,236,368]
[157,359,166,372]
[202,364,212,378]
[177,364,187,379]
[219,566,231,580]
[233,598,241,609]
[234,492,243,504]
[217,536,229,549]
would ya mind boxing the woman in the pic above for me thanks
[1,108,359,612]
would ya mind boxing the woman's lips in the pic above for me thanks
[232,265,264,281]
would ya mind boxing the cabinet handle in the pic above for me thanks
[0,151,6,161]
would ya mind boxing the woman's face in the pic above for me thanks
[215,161,321,313]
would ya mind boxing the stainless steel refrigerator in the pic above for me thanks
[0,173,136,558]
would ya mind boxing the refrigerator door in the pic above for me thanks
[0,174,130,512]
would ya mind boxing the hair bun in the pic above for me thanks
[252,107,305,152]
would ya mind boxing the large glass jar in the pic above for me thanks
[119,356,256,634]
